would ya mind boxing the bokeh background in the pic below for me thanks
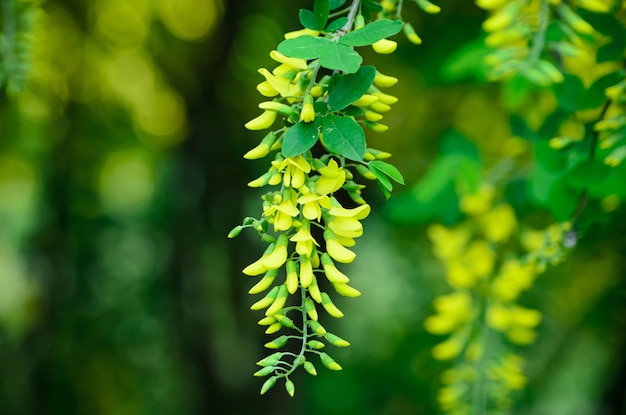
[1,1,625,414]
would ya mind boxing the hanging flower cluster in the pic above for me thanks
[424,183,573,413]
[230,0,407,396]
[477,0,613,85]
[595,76,626,166]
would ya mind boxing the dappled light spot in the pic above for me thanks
[98,150,156,216]
[156,0,222,42]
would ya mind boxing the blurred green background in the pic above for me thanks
[1,1,625,414]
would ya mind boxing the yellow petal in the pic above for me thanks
[326,239,356,263]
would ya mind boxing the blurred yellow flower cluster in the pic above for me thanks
[478,0,613,85]
[424,182,573,413]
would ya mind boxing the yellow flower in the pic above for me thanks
[263,189,300,231]
[424,291,473,334]
[490,260,536,301]
[299,255,313,287]
[352,94,379,106]
[372,91,398,105]
[297,189,332,221]
[284,28,320,39]
[328,203,371,220]
[289,219,319,256]
[432,337,463,361]
[261,234,289,269]
[245,110,277,130]
[460,184,495,216]
[269,50,308,70]
[256,81,279,97]
[272,155,311,188]
[373,71,398,88]
[321,253,350,284]
[315,159,346,195]
[300,94,316,123]
[328,216,363,238]
[427,224,471,259]
[321,292,344,318]
[332,282,361,297]
[324,230,356,263]
[243,132,276,160]
[258,68,291,95]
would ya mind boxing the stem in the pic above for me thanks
[570,99,612,228]
[396,0,405,19]
[277,287,310,379]
[329,5,353,18]
[305,60,322,95]
[339,0,361,35]
[528,0,549,62]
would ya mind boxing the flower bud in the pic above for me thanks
[285,379,295,397]
[324,332,350,347]
[304,361,318,376]
[321,253,350,283]
[265,284,289,316]
[228,225,243,238]
[308,320,327,335]
[300,94,316,123]
[332,282,362,297]
[285,260,299,294]
[248,268,279,294]
[352,94,379,106]
[374,71,398,88]
[245,110,278,130]
[417,0,441,13]
[244,132,277,160]
[321,292,344,318]
[250,285,279,310]
[304,297,318,320]
[254,366,275,377]
[256,352,282,367]
[372,38,397,54]
[264,335,289,349]
[307,340,325,349]
[260,376,277,394]
[403,22,422,45]
[320,352,342,370]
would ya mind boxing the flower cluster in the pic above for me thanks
[424,183,573,412]
[231,15,405,394]
[597,76,626,167]
[477,0,610,85]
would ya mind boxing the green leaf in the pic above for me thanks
[565,159,611,189]
[552,74,585,112]
[319,42,362,73]
[583,71,620,109]
[535,139,567,173]
[371,166,394,196]
[361,0,383,13]
[454,158,481,194]
[325,17,348,32]
[327,65,376,111]
[413,156,461,202]
[330,0,347,9]
[340,19,403,47]
[597,39,626,63]
[369,160,405,184]
[321,115,365,160]
[314,0,330,31]
[282,118,322,157]
[277,36,333,60]
[299,9,320,30]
